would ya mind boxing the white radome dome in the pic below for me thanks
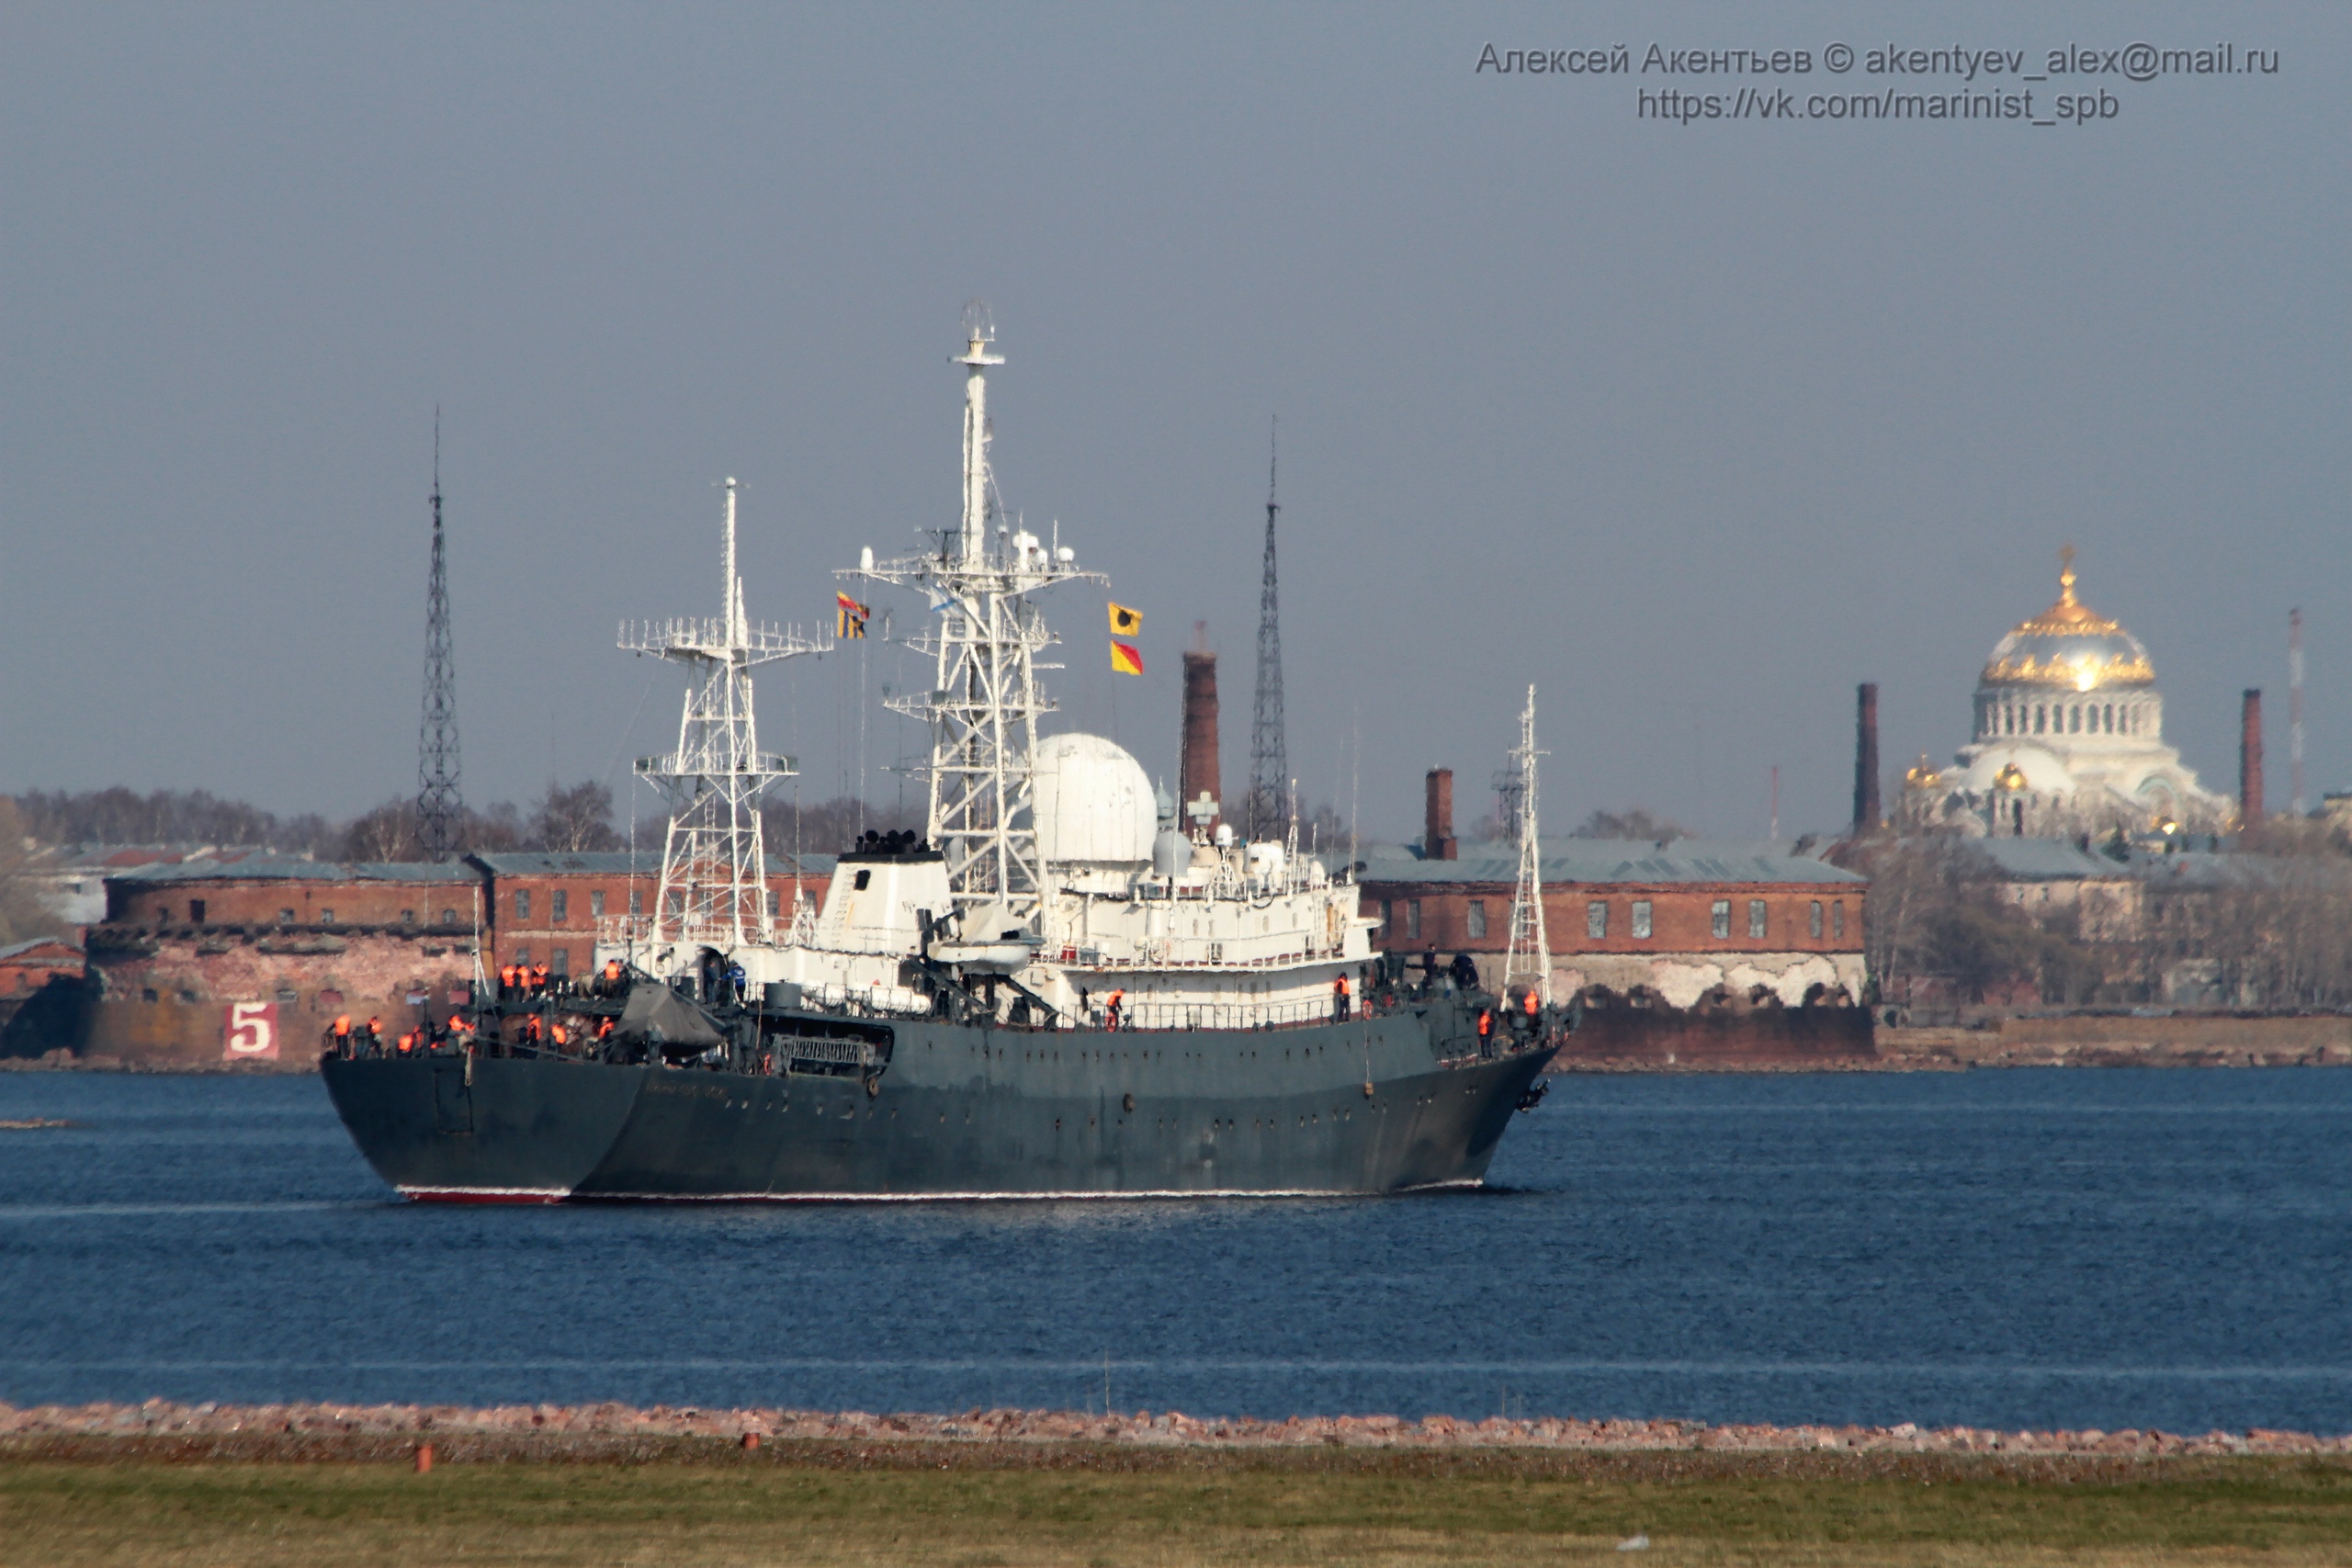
[1033,733,1155,865]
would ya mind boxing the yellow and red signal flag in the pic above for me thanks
[1108,602,1143,637]
[836,591,869,639]
[1110,640,1145,676]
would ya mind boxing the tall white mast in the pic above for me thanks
[623,478,826,952]
[846,304,1102,926]
[1501,684,1551,1005]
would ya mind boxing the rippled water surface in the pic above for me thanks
[2,1068,2347,1432]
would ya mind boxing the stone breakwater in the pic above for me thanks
[3,1402,2346,1457]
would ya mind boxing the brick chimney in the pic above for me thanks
[1424,768,1457,861]
[1853,682,1881,835]
[2241,688,2264,829]
[1180,650,1221,834]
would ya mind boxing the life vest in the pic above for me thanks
[332,1014,351,1037]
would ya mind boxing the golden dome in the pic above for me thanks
[1980,547,2154,691]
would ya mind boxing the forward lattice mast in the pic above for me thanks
[623,479,825,951]
[1244,419,1287,842]
[416,412,464,862]
[1501,684,1551,1005]
[846,304,1102,927]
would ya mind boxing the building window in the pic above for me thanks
[551,889,568,923]
[1378,899,1391,931]
[1711,899,1730,939]
[317,988,343,1010]
[2034,705,2045,734]
[665,890,684,917]
[590,889,606,919]
[401,908,415,925]
[188,899,206,923]
[1406,899,1422,940]
[1748,899,1767,939]
[628,888,644,916]
[141,987,158,1003]
[319,908,335,925]
[1809,900,1824,940]
[440,908,458,926]
[1465,899,1487,940]
[1587,901,1607,940]
[512,945,530,965]
[2070,705,2081,733]
[514,889,531,921]
[278,908,294,924]
[551,947,569,976]
[1631,900,1652,940]
[767,889,780,916]
[275,986,298,1006]
[1832,900,1846,940]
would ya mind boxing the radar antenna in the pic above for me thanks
[1244,417,1288,841]
[416,410,464,862]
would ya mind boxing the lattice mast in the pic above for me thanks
[1501,684,1552,1004]
[845,304,1102,925]
[416,412,464,862]
[1244,419,1288,842]
[623,479,824,951]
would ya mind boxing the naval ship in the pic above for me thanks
[322,310,1561,1201]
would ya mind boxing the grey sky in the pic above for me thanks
[3,3,2345,844]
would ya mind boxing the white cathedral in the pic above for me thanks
[1910,549,2233,841]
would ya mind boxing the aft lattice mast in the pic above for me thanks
[416,412,464,862]
[1501,684,1551,1004]
[1244,419,1288,842]
[846,304,1102,925]
[623,479,825,951]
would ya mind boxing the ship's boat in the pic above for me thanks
[324,310,1560,1200]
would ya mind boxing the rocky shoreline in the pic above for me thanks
[3,1400,2346,1458]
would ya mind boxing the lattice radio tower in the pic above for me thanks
[1244,418,1288,841]
[416,412,464,862]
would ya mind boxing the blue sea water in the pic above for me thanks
[0,1068,2346,1434]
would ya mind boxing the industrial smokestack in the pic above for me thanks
[1853,682,1881,836]
[1180,649,1221,834]
[2242,689,2265,829]
[1424,768,1457,861]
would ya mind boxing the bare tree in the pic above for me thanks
[341,798,421,863]
[1571,807,1690,843]
[528,782,621,853]
[0,799,68,945]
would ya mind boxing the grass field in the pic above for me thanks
[5,1438,2352,1566]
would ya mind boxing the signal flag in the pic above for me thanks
[1108,602,1143,636]
[1110,640,1144,676]
[836,591,869,639]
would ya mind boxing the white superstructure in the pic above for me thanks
[604,310,1373,1029]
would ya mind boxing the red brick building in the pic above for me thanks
[1357,839,1868,1010]
[473,852,834,977]
[57,850,842,1066]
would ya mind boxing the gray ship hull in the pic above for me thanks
[322,1004,1551,1201]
